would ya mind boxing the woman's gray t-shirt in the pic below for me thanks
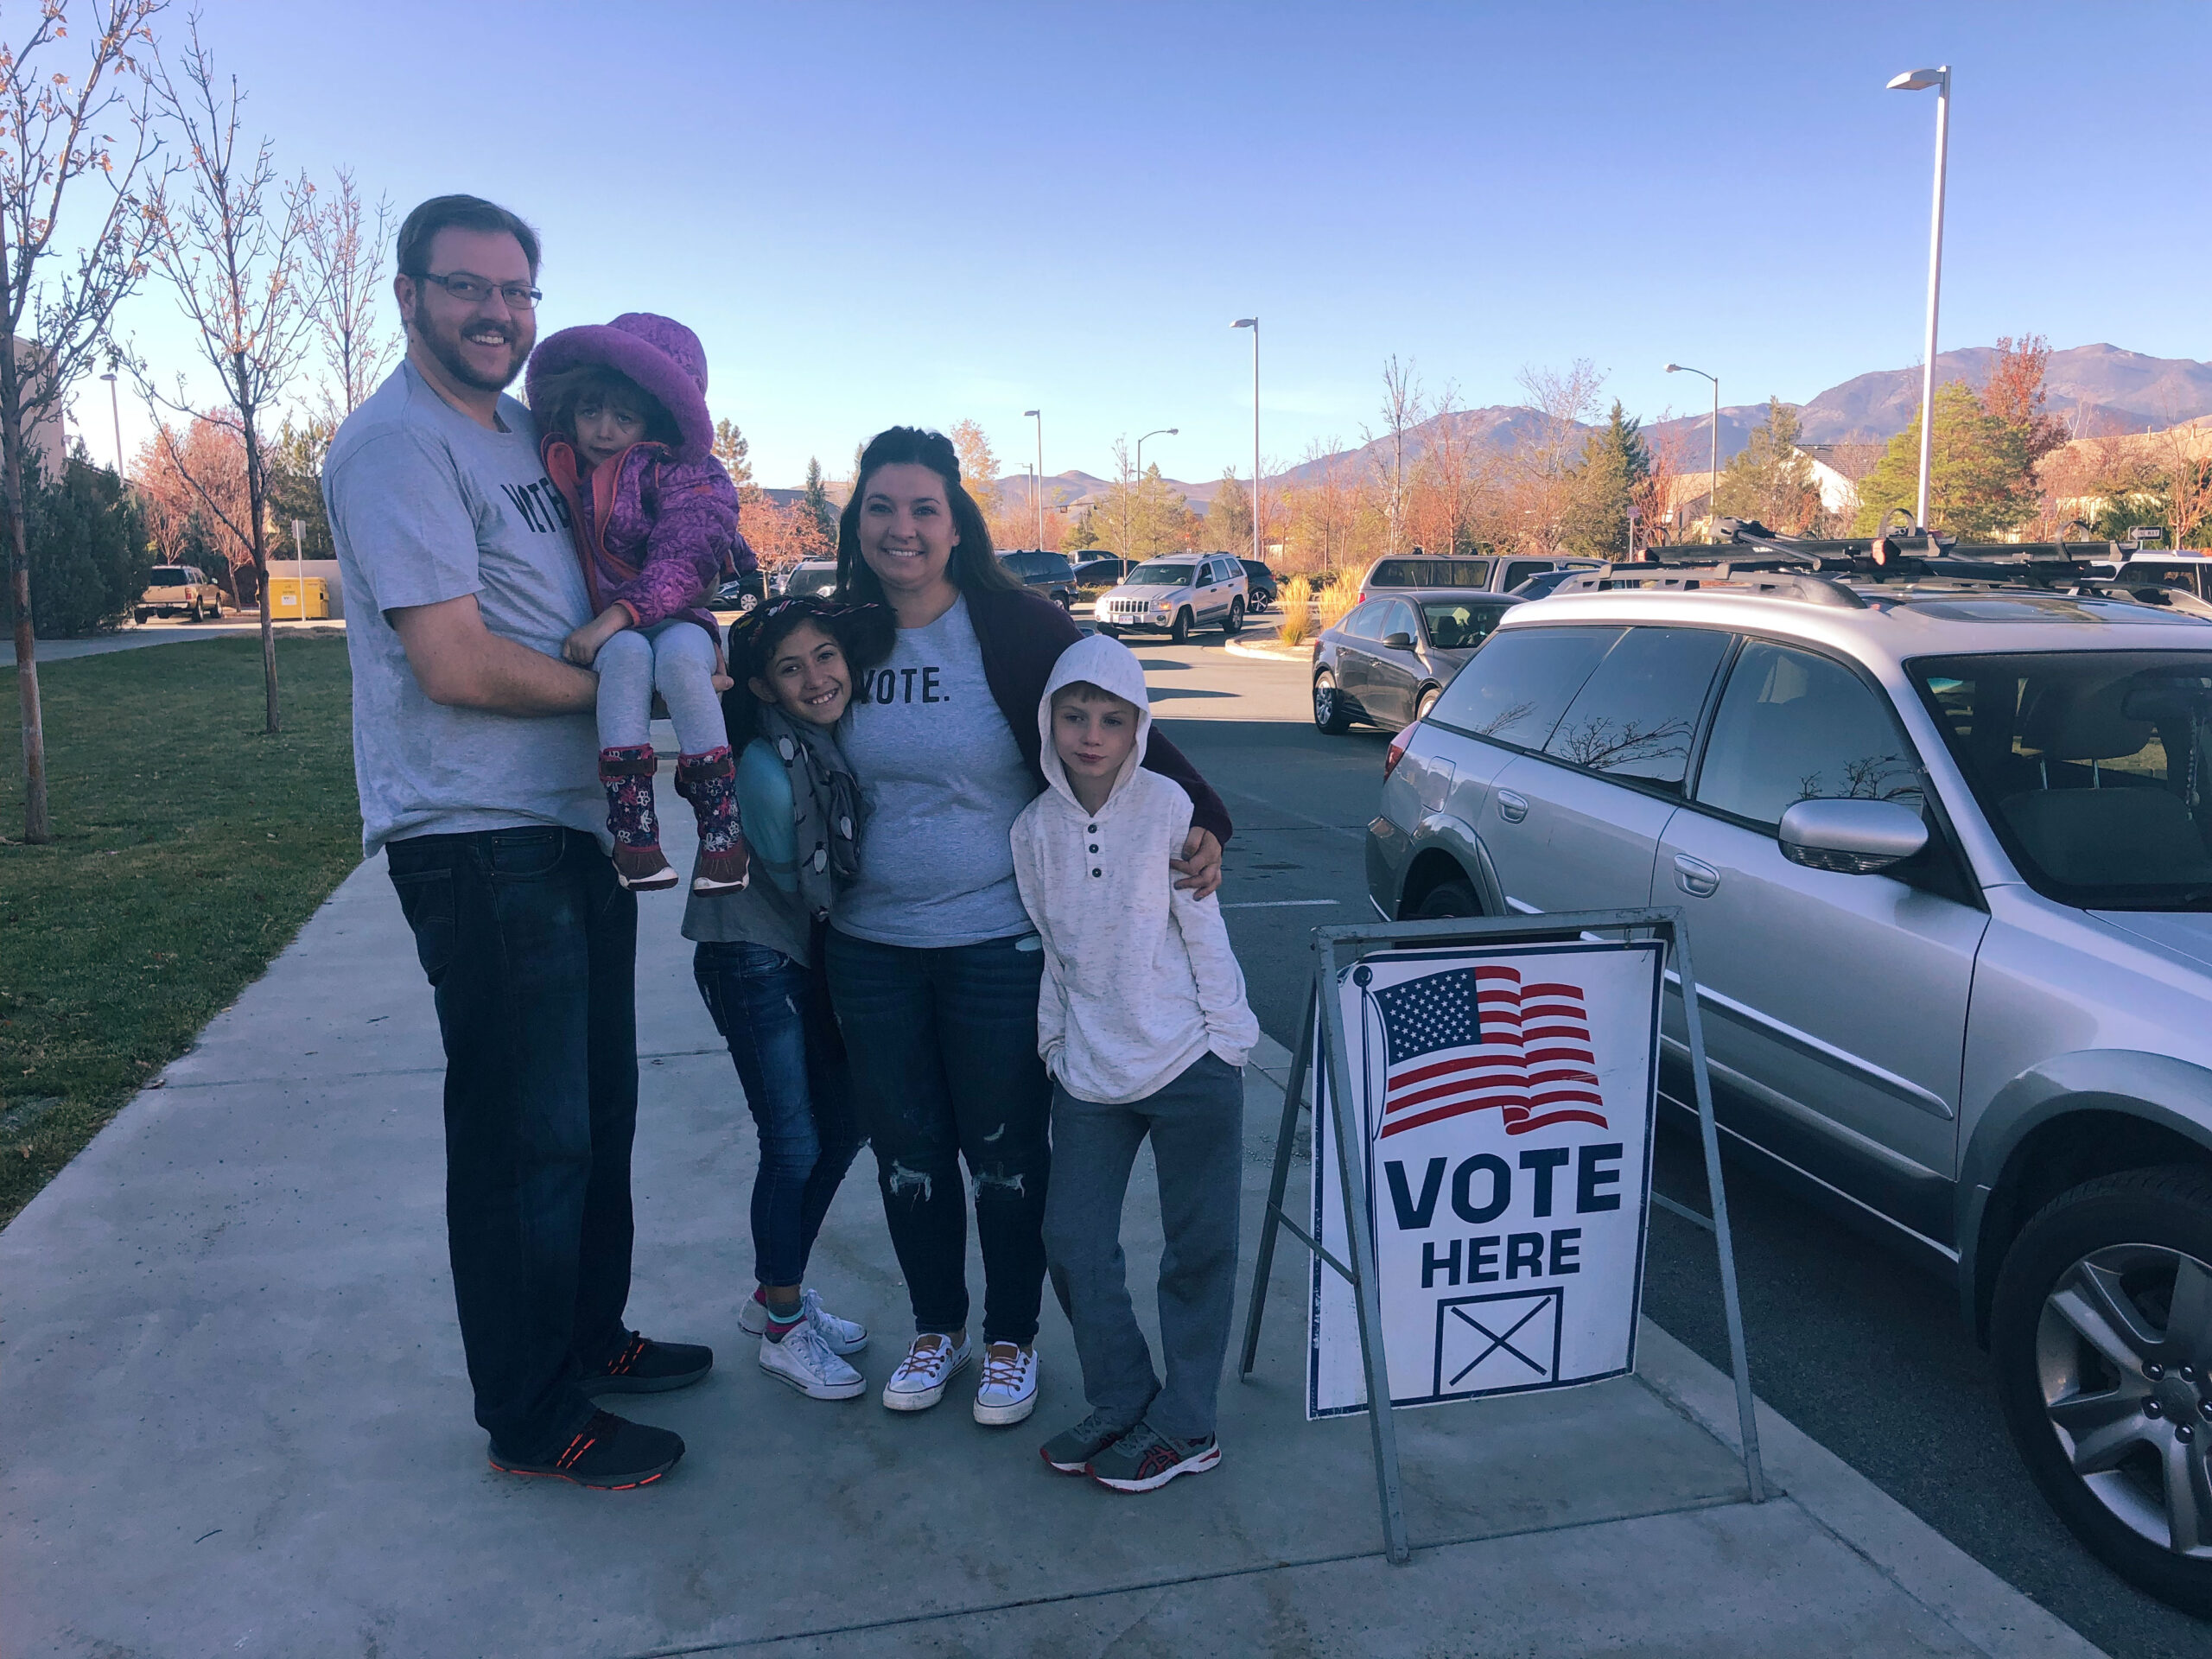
[835,594,1037,948]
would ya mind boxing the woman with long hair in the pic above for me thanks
[827,426,1230,1428]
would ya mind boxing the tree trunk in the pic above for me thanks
[0,217,48,843]
[238,362,278,736]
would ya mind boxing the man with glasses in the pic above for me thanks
[322,194,708,1490]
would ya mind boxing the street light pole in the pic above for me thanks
[1024,408,1043,548]
[1889,65,1952,533]
[99,371,122,474]
[1233,318,1259,569]
[1665,363,1720,542]
[1135,426,1176,560]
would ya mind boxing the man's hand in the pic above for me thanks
[1172,826,1223,898]
[562,605,630,667]
[391,594,598,716]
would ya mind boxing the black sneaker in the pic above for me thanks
[1039,1410,1138,1475]
[581,1332,714,1396]
[1088,1421,1221,1493]
[487,1410,683,1490]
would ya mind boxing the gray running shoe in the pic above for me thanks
[1039,1410,1137,1475]
[1088,1421,1221,1493]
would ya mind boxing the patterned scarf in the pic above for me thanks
[755,704,861,921]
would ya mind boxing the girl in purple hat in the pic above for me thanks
[528,312,756,893]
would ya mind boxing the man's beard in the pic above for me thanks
[410,296,530,392]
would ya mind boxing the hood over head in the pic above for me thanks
[1037,632,1153,811]
[524,312,715,463]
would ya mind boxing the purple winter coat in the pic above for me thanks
[525,311,757,643]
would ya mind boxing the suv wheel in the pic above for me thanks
[187,600,203,622]
[134,607,149,624]
[1056,588,1072,611]
[1414,878,1480,919]
[1313,670,1352,734]
[1991,1166,2212,1615]
[1169,608,1192,645]
[1414,686,1440,722]
[1223,597,1243,638]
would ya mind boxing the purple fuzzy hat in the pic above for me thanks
[525,312,715,463]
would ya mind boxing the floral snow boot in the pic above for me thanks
[600,744,678,891]
[674,746,750,893]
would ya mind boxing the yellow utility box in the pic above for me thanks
[268,576,329,620]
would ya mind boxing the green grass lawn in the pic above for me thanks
[0,635,361,1225]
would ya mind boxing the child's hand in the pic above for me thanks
[562,626,602,667]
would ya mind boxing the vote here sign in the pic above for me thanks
[1308,939,1662,1419]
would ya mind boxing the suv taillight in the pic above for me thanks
[1384,725,1414,779]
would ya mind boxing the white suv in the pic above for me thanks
[1096,554,1248,643]
[1368,549,2212,1612]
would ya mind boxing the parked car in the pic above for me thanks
[1366,544,2212,1612]
[1357,551,1600,605]
[1239,557,1281,612]
[134,564,226,623]
[1095,553,1249,643]
[712,571,767,612]
[1311,589,1521,734]
[1073,556,1132,588]
[1000,548,1078,609]
[780,561,840,601]
[2112,552,2212,620]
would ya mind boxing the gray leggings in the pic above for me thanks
[595,620,728,755]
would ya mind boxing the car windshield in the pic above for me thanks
[1132,563,1194,586]
[1910,650,2212,910]
[785,565,837,597]
[148,568,188,587]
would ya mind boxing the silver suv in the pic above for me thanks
[1367,554,2212,1612]
[1096,553,1247,643]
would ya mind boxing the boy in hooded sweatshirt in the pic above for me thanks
[1011,633,1259,1493]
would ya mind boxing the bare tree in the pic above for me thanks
[1513,359,1605,551]
[137,16,317,735]
[1361,355,1425,554]
[300,164,394,421]
[0,0,165,842]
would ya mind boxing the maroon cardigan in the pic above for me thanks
[964,587,1233,847]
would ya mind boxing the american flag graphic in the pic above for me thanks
[1371,964,1609,1141]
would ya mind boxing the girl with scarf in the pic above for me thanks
[684,598,893,1401]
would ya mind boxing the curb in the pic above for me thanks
[1224,634,1312,662]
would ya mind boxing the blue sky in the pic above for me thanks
[88,0,2212,487]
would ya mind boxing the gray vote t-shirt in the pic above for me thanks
[323,360,602,855]
[835,594,1038,948]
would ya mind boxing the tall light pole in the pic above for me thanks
[1023,408,1043,549]
[99,371,122,474]
[1889,65,1951,533]
[1134,426,1176,561]
[1233,318,1259,569]
[1666,363,1720,542]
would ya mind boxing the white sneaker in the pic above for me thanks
[880,1333,972,1412]
[973,1341,1040,1426]
[759,1322,865,1401]
[740,1289,868,1356]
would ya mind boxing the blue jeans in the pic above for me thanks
[385,827,639,1458]
[692,941,861,1288]
[826,928,1052,1346]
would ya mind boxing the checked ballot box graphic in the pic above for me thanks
[1433,1287,1565,1395]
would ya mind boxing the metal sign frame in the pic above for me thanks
[1238,907,1764,1565]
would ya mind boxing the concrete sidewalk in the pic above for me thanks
[2,790,2106,1656]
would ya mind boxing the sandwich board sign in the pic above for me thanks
[1307,939,1660,1417]
[1239,910,1764,1566]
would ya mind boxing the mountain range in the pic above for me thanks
[968,342,2212,516]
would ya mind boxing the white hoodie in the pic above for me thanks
[1010,634,1258,1105]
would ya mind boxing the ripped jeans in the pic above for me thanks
[693,941,861,1289]
[826,927,1052,1346]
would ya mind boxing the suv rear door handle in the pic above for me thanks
[1674,854,1720,897]
[1497,789,1529,823]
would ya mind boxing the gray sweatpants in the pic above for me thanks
[1043,1051,1243,1440]
[595,620,727,756]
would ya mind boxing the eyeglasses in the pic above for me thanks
[413,270,542,311]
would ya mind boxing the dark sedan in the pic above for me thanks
[1310,588,1520,734]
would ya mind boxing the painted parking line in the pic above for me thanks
[1221,899,1341,909]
